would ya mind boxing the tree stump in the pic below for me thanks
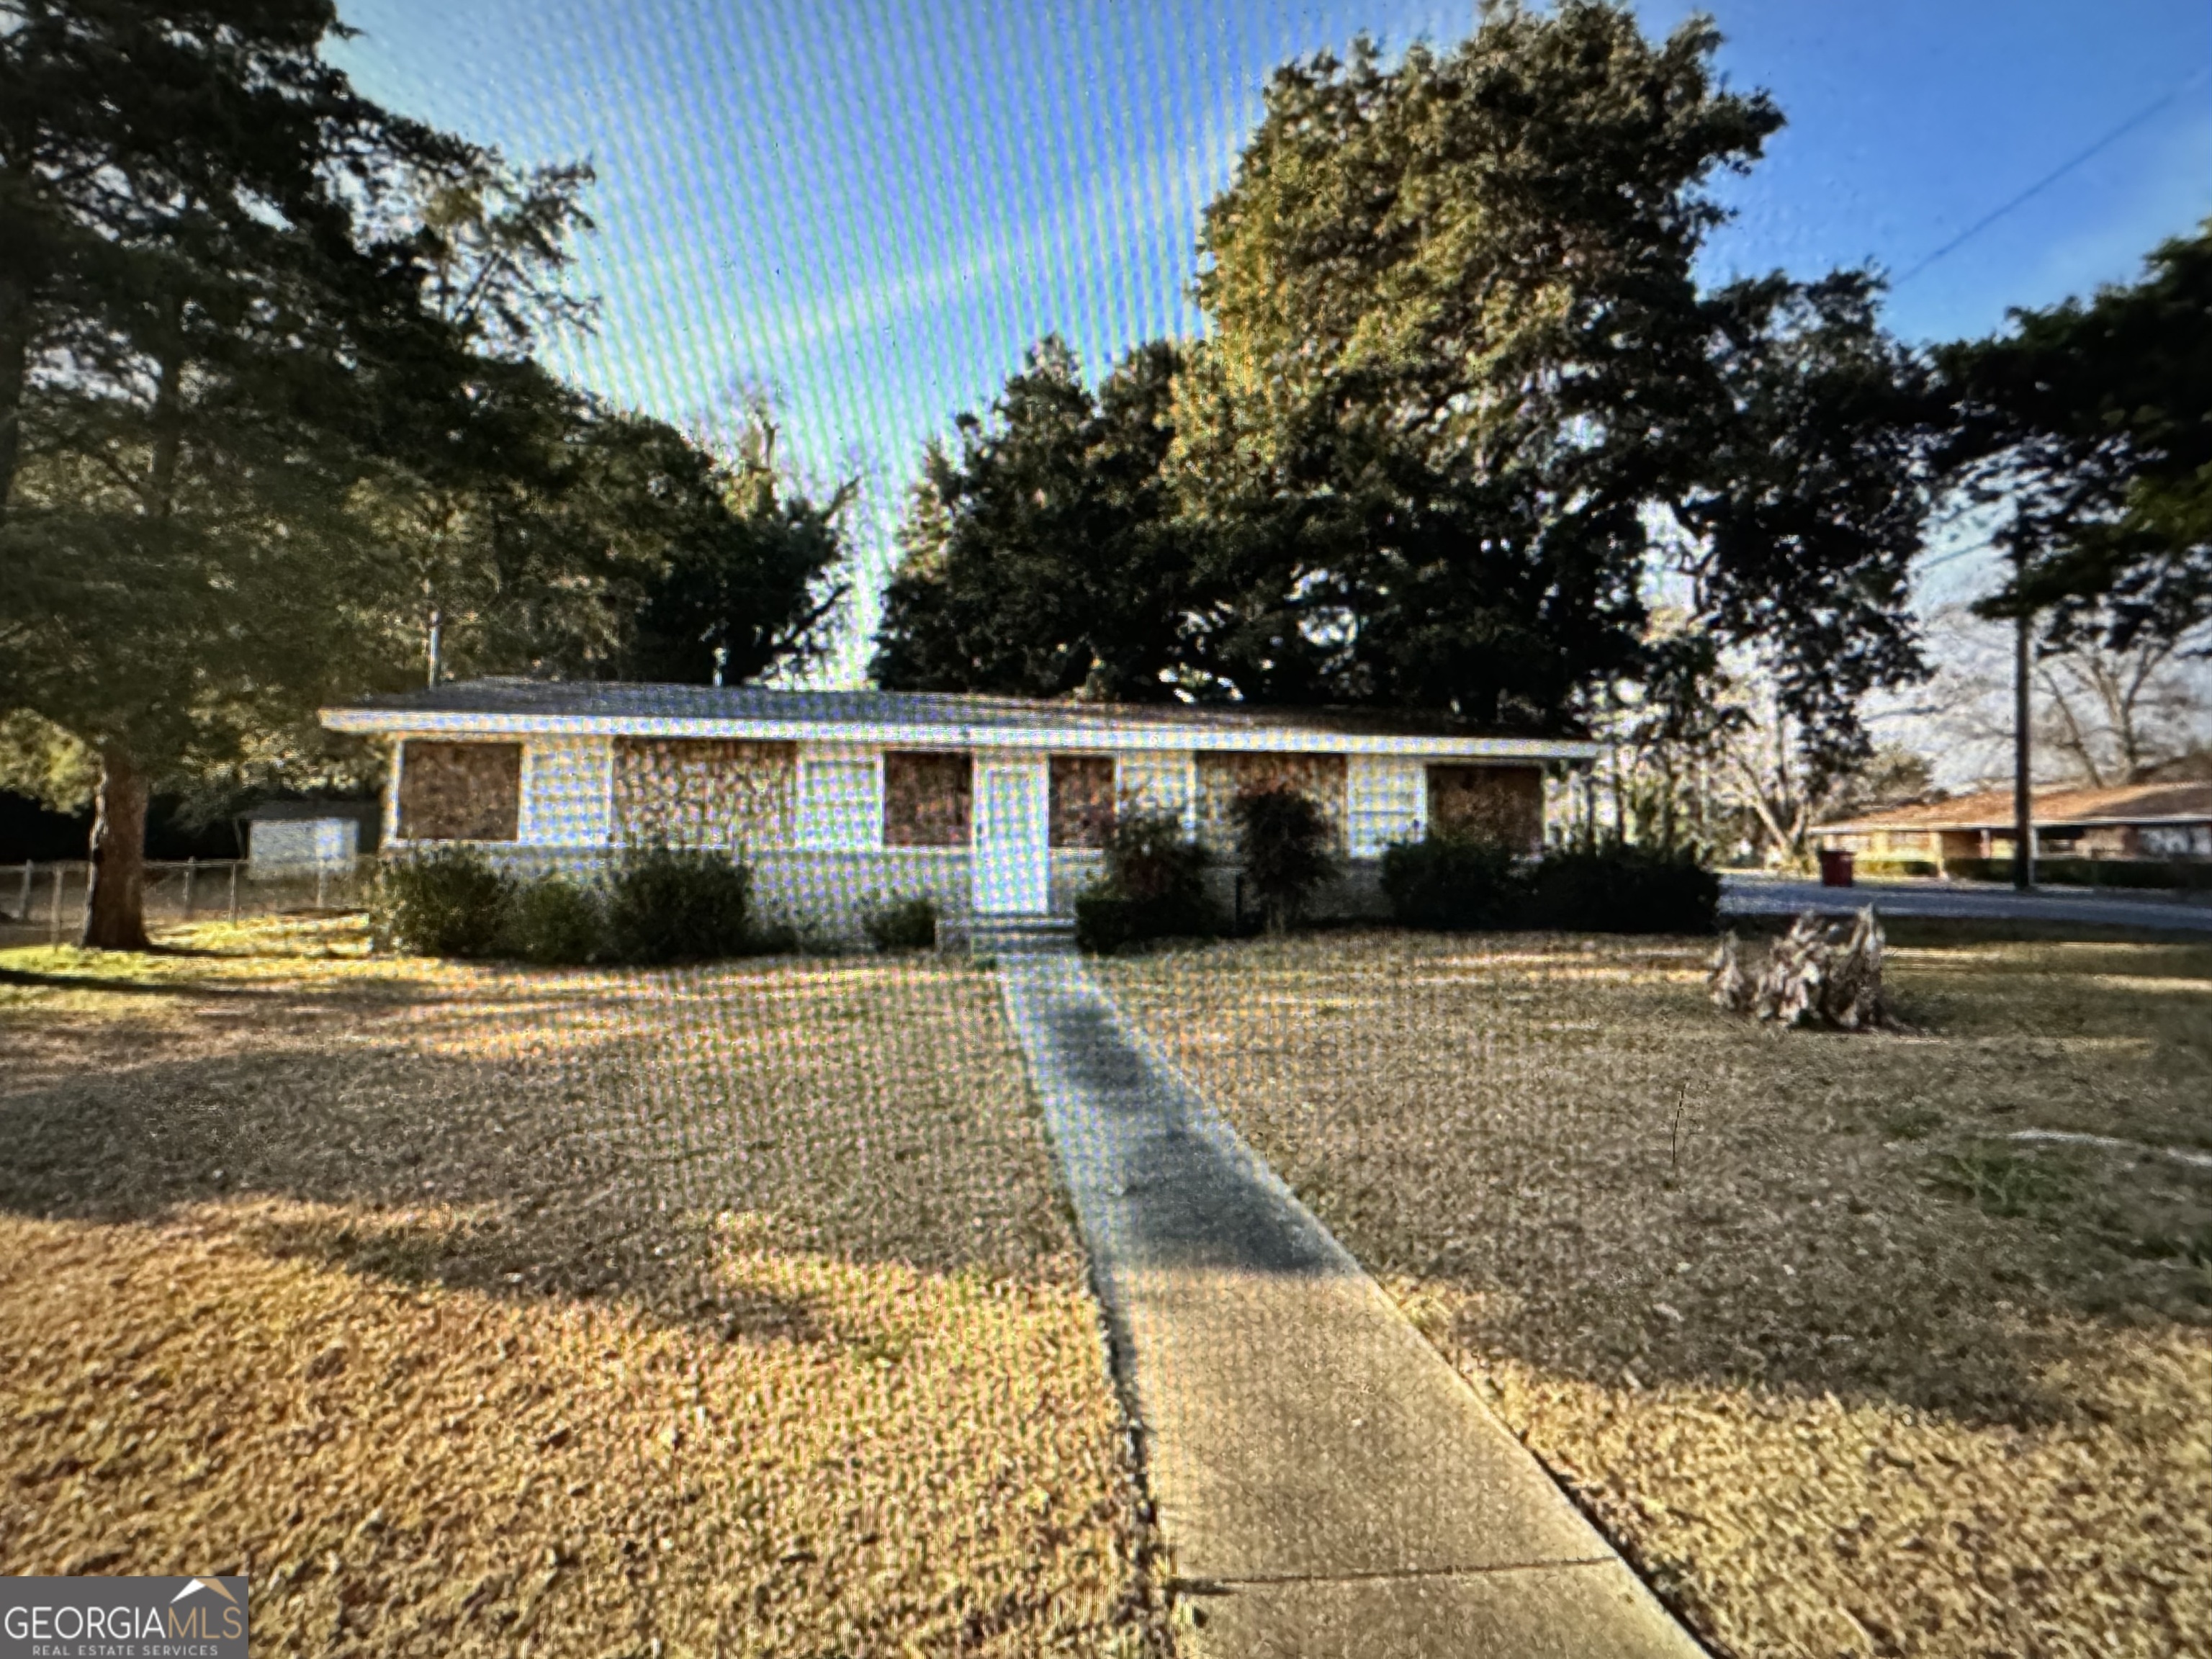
[1709,907,1889,1030]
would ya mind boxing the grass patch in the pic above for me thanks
[1105,929,2212,1659]
[1927,1147,2077,1218]
[1,916,1168,1657]
[1876,1102,1944,1141]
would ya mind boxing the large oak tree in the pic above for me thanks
[873,3,1934,778]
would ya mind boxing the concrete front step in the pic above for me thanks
[952,914,1077,957]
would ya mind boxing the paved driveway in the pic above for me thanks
[1722,873,2212,935]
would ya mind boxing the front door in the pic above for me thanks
[974,760,1051,914]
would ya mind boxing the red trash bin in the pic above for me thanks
[1817,848,1856,888]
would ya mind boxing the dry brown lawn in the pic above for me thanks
[0,917,1167,1658]
[1105,927,2212,1659]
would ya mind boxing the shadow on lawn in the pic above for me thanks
[0,964,1060,1341]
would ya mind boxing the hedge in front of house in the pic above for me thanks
[1851,858,1939,879]
[1944,855,2212,890]
[605,846,757,963]
[863,893,939,952]
[371,847,515,958]
[1380,834,1521,930]
[1074,808,1222,953]
[504,873,606,965]
[1521,842,1721,935]
[1073,890,1227,953]
[372,845,796,963]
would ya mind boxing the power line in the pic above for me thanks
[1917,539,1995,575]
[1893,62,2212,289]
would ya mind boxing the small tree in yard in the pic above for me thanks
[1231,786,1335,933]
[1105,808,1208,907]
[1075,806,1212,953]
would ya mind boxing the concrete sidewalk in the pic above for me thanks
[997,942,1705,1659]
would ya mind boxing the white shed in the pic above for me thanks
[243,801,376,878]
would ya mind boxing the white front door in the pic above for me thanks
[974,760,1051,915]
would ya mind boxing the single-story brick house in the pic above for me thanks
[320,679,1598,936]
[1815,780,2212,868]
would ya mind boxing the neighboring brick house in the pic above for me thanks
[323,680,1595,936]
[1815,781,2212,869]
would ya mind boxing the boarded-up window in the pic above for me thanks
[1427,764,1542,852]
[1195,752,1347,855]
[613,739,793,850]
[884,751,972,847]
[398,742,521,841]
[1051,756,1115,849]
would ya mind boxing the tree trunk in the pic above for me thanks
[81,745,152,951]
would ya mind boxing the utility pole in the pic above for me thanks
[2011,572,2036,892]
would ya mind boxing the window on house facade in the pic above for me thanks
[1115,751,1195,832]
[797,756,881,850]
[1346,757,1424,858]
[2141,824,2212,857]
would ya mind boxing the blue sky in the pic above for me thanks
[336,0,2212,673]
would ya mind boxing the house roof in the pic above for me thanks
[320,678,1600,763]
[1820,781,2212,835]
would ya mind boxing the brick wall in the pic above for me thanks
[612,739,794,850]
[1194,753,1348,855]
[884,751,971,847]
[398,742,521,841]
[1427,764,1543,852]
[1050,756,1115,848]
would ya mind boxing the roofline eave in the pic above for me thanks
[318,706,1601,762]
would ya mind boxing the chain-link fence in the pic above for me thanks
[0,857,383,947]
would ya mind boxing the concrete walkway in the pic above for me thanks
[995,939,1705,1659]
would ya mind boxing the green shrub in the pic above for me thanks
[371,848,514,958]
[1380,834,1520,930]
[2040,856,2212,891]
[863,893,939,952]
[1944,855,2212,890]
[1231,784,1336,932]
[1073,886,1218,953]
[1075,809,1217,953]
[605,846,754,963]
[504,873,605,965]
[1074,890,1143,955]
[1523,842,1719,935]
[1105,807,1210,907]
